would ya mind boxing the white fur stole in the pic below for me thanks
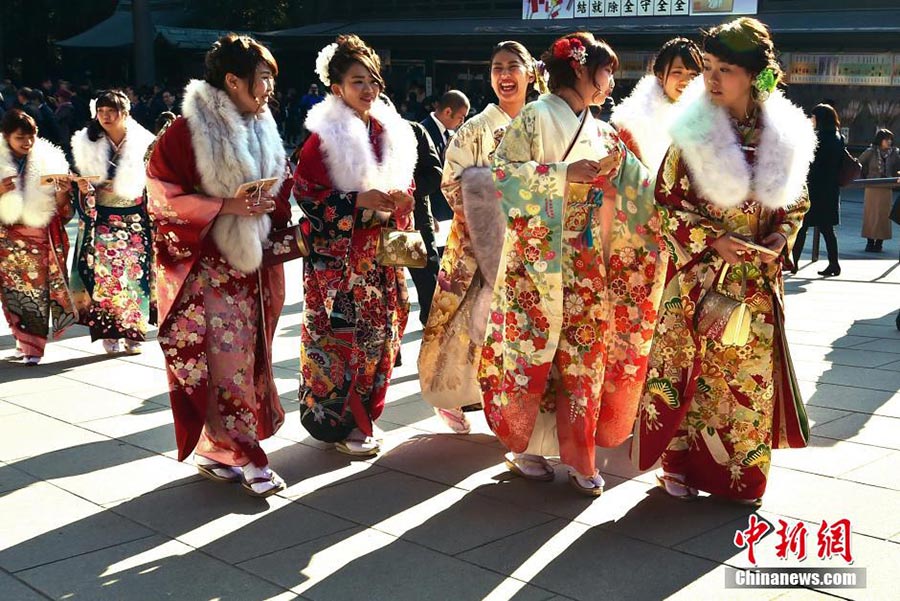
[180,79,286,273]
[611,75,675,176]
[0,137,69,228]
[668,77,816,210]
[70,118,156,200]
[304,94,417,193]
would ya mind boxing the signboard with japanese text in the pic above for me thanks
[523,0,755,19]
[788,53,897,87]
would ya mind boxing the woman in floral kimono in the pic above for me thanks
[632,18,814,504]
[70,90,157,355]
[611,37,702,176]
[147,34,292,497]
[481,33,664,496]
[0,109,77,365]
[419,40,540,435]
[295,35,416,457]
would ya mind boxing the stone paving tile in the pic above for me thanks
[772,437,894,479]
[0,571,51,601]
[800,381,900,418]
[111,480,359,565]
[878,359,900,372]
[77,410,182,458]
[794,362,900,393]
[811,414,900,450]
[458,518,723,601]
[838,452,900,491]
[238,527,553,601]
[0,372,82,398]
[0,381,166,424]
[0,482,154,573]
[759,468,900,540]
[296,468,556,556]
[0,399,27,416]
[790,345,900,369]
[0,461,39,494]
[15,535,293,601]
[851,338,900,355]
[61,360,170,396]
[785,330,877,350]
[0,412,108,463]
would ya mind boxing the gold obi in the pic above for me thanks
[96,186,139,209]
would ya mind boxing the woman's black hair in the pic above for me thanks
[810,104,840,133]
[653,37,702,81]
[87,89,130,141]
[540,32,618,100]
[204,33,278,91]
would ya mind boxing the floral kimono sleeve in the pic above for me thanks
[441,125,480,213]
[655,145,727,272]
[770,188,811,259]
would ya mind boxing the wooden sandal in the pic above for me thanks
[568,473,604,497]
[196,461,241,484]
[504,454,555,482]
[240,471,285,498]
[656,473,699,501]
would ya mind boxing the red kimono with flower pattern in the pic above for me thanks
[146,118,291,463]
[294,119,411,442]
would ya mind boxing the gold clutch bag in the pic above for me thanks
[376,227,428,269]
[694,266,751,347]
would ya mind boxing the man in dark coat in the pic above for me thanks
[407,120,443,325]
[420,90,470,228]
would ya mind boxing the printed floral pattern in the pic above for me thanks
[71,186,155,342]
[633,140,810,500]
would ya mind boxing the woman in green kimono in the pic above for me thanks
[480,32,665,496]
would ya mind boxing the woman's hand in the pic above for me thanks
[389,191,415,216]
[711,234,749,265]
[566,159,600,183]
[75,178,93,195]
[220,189,276,216]
[760,232,787,264]
[0,176,16,195]
[356,189,395,212]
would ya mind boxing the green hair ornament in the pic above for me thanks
[753,67,779,102]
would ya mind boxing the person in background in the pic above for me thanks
[792,104,846,276]
[420,90,471,225]
[859,129,900,252]
[54,88,76,157]
[70,89,157,355]
[0,109,77,365]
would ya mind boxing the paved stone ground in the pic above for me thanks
[1,194,899,601]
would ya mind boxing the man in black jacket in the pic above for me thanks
[407,120,443,325]
[420,90,470,228]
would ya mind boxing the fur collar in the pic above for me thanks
[0,137,69,228]
[180,79,286,273]
[70,118,155,200]
[611,75,675,175]
[304,94,417,193]
[668,77,816,210]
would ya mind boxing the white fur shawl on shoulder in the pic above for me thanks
[0,137,69,228]
[180,79,286,273]
[304,94,417,193]
[70,118,156,201]
[668,77,816,210]
[611,75,674,175]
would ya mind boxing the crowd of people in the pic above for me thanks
[1,16,893,504]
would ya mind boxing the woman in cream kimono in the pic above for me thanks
[419,40,540,434]
[632,19,814,504]
[611,37,701,176]
[480,33,664,496]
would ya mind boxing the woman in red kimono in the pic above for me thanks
[632,18,814,504]
[295,35,416,457]
[0,109,77,365]
[146,34,292,498]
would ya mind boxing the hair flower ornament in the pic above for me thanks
[315,43,339,87]
[552,37,587,69]
[753,67,779,102]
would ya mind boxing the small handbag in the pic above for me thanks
[694,265,752,347]
[376,227,428,268]
[261,222,309,267]
[890,194,900,226]
[838,147,862,187]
